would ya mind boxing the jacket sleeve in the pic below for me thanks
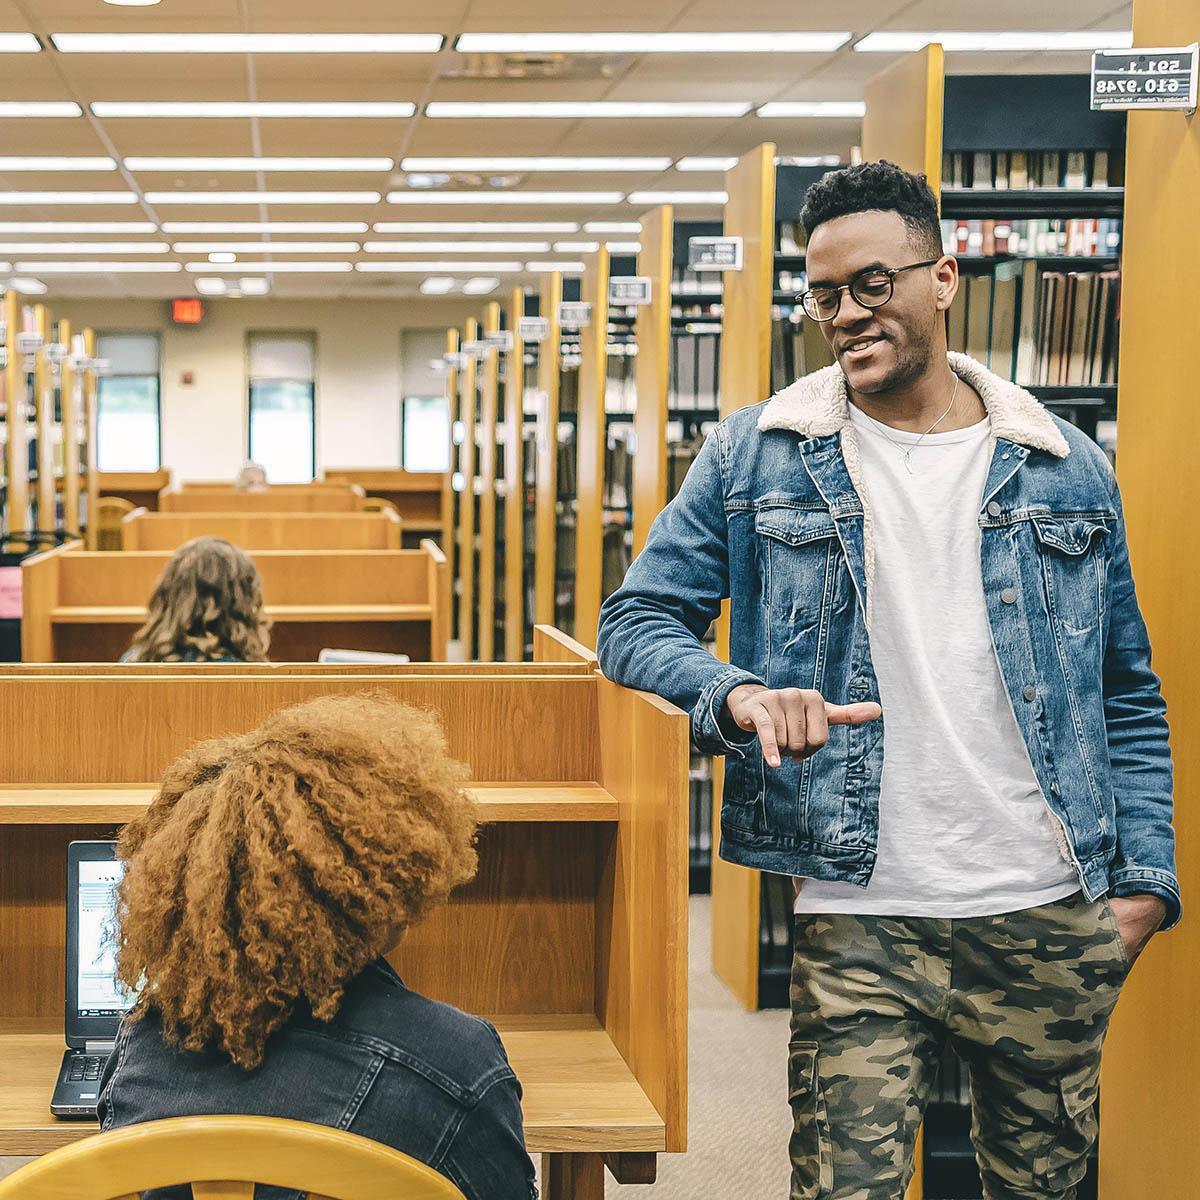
[444,1072,538,1200]
[597,425,764,755]
[1102,472,1181,929]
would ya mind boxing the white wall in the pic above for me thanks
[54,296,480,482]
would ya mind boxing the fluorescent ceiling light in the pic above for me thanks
[145,191,380,205]
[186,261,353,273]
[196,277,226,294]
[627,191,727,204]
[454,32,850,53]
[420,276,456,295]
[52,33,443,54]
[853,30,1133,53]
[463,277,499,295]
[0,221,156,232]
[526,261,585,273]
[0,261,9,271]
[373,221,579,233]
[163,221,368,233]
[356,261,524,273]
[239,277,270,295]
[554,240,642,253]
[584,221,640,233]
[400,156,671,172]
[777,154,843,166]
[0,102,81,117]
[386,191,623,205]
[15,261,181,272]
[756,101,866,117]
[208,252,236,263]
[6,276,47,294]
[105,0,163,7]
[0,192,137,205]
[363,240,550,253]
[92,101,415,118]
[676,157,738,172]
[425,102,751,119]
[0,34,40,52]
[0,242,169,253]
[0,157,116,171]
[174,241,361,253]
[126,156,393,172]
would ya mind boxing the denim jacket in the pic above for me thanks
[98,960,538,1200]
[598,353,1180,929]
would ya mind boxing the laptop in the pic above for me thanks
[50,840,136,1118]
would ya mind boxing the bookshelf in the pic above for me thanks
[454,319,478,659]
[497,288,524,662]
[444,330,462,652]
[533,273,563,631]
[476,301,501,662]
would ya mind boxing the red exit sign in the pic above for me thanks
[172,298,204,325]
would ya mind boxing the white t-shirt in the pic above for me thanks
[793,401,1080,917]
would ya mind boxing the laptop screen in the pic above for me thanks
[77,858,134,1020]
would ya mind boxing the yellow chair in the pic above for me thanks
[361,497,401,519]
[0,1115,468,1200]
[94,496,136,552]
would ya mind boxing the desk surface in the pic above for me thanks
[0,782,619,825]
[0,1016,665,1155]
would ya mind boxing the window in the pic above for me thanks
[95,333,161,472]
[247,332,315,483]
[402,395,451,472]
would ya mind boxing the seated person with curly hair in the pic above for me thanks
[98,694,537,1200]
[121,536,271,663]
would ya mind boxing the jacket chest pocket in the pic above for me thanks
[754,506,845,634]
[1030,513,1112,638]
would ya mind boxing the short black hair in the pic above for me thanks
[800,161,942,257]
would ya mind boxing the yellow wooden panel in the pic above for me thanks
[33,305,55,536]
[534,273,563,627]
[862,44,945,193]
[477,302,500,662]
[58,320,81,538]
[632,205,673,558]
[456,320,478,659]
[574,248,610,650]
[82,329,99,550]
[504,288,526,662]
[3,292,29,548]
[1098,2,1200,1196]
[443,329,460,566]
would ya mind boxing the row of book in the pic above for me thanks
[943,218,1121,259]
[770,310,835,393]
[946,262,1120,388]
[942,148,1124,191]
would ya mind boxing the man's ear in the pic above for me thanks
[933,255,959,313]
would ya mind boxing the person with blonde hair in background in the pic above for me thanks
[122,536,270,663]
[98,693,537,1200]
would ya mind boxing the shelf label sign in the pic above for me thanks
[609,276,652,306]
[1091,45,1198,111]
[484,329,515,352]
[558,301,591,329]
[460,339,490,359]
[688,236,744,271]
[518,316,548,343]
[14,331,43,354]
[444,351,468,369]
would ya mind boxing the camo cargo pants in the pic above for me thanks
[789,892,1130,1200]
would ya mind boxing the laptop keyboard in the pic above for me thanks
[67,1055,106,1084]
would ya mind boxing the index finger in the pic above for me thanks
[825,701,883,725]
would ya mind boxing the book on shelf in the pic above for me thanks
[942,218,1121,259]
[941,148,1125,191]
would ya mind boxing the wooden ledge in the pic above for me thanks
[0,1016,664,1155]
[49,605,434,624]
[0,782,619,825]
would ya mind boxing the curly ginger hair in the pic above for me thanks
[115,693,479,1069]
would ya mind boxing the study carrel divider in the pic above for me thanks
[119,507,404,551]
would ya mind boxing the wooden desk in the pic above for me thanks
[159,489,365,513]
[98,471,172,512]
[321,469,446,536]
[21,541,449,662]
[120,509,402,551]
[0,666,687,1196]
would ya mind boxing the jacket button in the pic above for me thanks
[1050,781,1061,797]
[987,501,1002,517]
[1001,587,1018,604]
[1023,685,1036,702]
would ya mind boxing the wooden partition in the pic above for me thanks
[0,664,687,1198]
[503,288,526,662]
[120,509,402,551]
[58,320,81,538]
[532,624,599,669]
[21,540,449,662]
[82,330,100,551]
[862,43,945,189]
[159,488,365,514]
[573,248,611,649]
[476,302,501,662]
[456,319,479,659]
[98,470,171,512]
[533,274,564,626]
[320,469,447,539]
[1099,0,1199,1194]
[3,291,30,542]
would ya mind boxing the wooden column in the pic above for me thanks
[1099,2,1200,1195]
[632,205,673,558]
[710,143,776,1012]
[58,321,80,537]
[2,291,29,546]
[456,319,478,660]
[533,273,563,627]
[33,305,55,536]
[440,328,459,559]
[82,329,98,550]
[477,302,500,662]
[862,43,945,191]
[573,247,610,649]
[503,287,525,662]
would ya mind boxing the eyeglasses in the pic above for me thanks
[799,258,941,322]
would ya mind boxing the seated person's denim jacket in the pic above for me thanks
[98,960,538,1200]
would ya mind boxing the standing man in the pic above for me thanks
[597,161,1178,1199]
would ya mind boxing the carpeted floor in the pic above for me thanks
[1,896,794,1196]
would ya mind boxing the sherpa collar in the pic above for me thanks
[757,351,1070,458]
